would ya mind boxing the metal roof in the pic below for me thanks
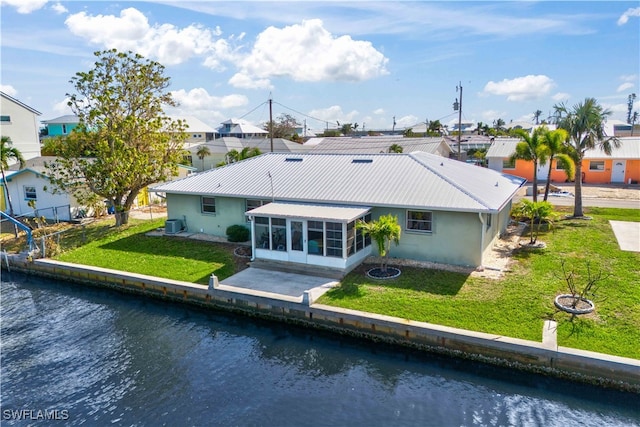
[152,152,526,213]
[247,202,371,221]
[304,136,450,155]
[41,115,80,124]
[485,138,522,158]
[584,137,640,159]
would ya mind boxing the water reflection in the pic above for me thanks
[1,272,638,427]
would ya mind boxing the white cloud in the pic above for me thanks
[65,8,234,67]
[170,88,248,110]
[307,105,359,124]
[228,73,273,90]
[483,75,555,101]
[373,108,385,115]
[481,110,508,123]
[0,84,18,97]
[51,2,67,14]
[0,0,47,14]
[230,19,388,89]
[617,82,635,93]
[620,74,638,82]
[52,97,73,115]
[396,115,419,128]
[552,92,570,102]
[617,7,640,25]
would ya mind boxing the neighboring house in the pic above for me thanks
[486,137,640,184]
[174,116,217,148]
[41,114,80,138]
[2,157,81,221]
[0,91,42,161]
[304,136,452,157]
[217,118,268,139]
[151,152,526,275]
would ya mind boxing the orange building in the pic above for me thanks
[487,137,640,185]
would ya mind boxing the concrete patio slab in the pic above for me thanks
[609,220,640,252]
[221,267,339,298]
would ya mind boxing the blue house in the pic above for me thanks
[41,115,80,137]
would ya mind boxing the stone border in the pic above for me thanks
[3,256,639,393]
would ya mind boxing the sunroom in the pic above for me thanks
[246,202,372,271]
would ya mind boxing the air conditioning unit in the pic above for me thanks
[165,219,183,234]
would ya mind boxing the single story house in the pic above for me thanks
[152,152,526,275]
[41,114,80,138]
[486,137,640,184]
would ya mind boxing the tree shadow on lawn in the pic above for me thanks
[99,234,231,261]
[330,265,468,299]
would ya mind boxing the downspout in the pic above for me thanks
[248,216,256,261]
[478,212,485,268]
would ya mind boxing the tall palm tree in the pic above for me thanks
[219,146,262,166]
[540,128,574,201]
[195,145,211,170]
[554,98,620,217]
[510,128,548,202]
[1,136,26,216]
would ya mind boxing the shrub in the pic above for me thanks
[226,224,250,242]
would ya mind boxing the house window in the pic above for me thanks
[255,217,270,249]
[246,199,270,211]
[502,158,516,169]
[308,221,324,255]
[325,222,343,257]
[589,161,605,171]
[24,186,37,201]
[201,196,216,214]
[407,210,432,232]
[351,213,371,254]
[272,218,287,251]
[555,158,569,170]
[1,115,11,122]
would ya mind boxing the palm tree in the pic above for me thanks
[388,143,403,153]
[554,98,620,217]
[510,128,548,202]
[512,200,555,245]
[195,145,211,170]
[1,136,26,216]
[533,110,543,125]
[540,128,574,201]
[356,214,401,273]
[219,146,262,166]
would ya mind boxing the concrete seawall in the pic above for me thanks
[3,256,639,393]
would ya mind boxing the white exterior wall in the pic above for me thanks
[0,95,41,161]
[4,171,79,220]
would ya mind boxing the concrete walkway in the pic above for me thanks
[609,220,640,252]
[221,267,339,298]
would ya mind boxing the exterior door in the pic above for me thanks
[537,162,550,182]
[288,220,307,263]
[611,161,626,183]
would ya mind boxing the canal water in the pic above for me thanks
[1,272,638,427]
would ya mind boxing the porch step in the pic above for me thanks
[249,259,346,280]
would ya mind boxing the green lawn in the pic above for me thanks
[54,218,237,284]
[6,207,638,359]
[318,207,640,359]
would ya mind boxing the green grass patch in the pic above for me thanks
[54,218,236,285]
[319,207,640,359]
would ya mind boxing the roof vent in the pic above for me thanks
[352,159,373,164]
[285,158,303,162]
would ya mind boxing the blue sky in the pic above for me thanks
[1,1,639,133]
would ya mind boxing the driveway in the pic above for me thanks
[609,221,640,252]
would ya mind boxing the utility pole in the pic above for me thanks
[269,96,274,152]
[453,82,463,161]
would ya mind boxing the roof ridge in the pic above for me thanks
[408,153,491,210]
